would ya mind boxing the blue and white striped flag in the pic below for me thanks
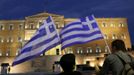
[60,15,103,50]
[12,16,60,66]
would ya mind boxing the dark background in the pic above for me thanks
[0,0,134,46]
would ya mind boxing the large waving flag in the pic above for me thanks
[12,16,60,66]
[60,15,103,50]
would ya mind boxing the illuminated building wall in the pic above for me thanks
[0,20,25,56]
[0,12,132,73]
[0,12,132,56]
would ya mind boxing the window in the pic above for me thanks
[105,46,109,53]
[104,34,108,39]
[38,22,43,28]
[6,49,10,56]
[16,48,20,56]
[56,49,60,55]
[29,23,35,29]
[121,34,126,39]
[67,48,73,53]
[77,50,80,54]
[16,49,18,56]
[25,25,28,29]
[55,22,59,28]
[77,47,83,54]
[0,49,2,56]
[57,24,64,28]
[7,37,13,43]
[10,37,13,42]
[18,36,23,42]
[112,34,117,39]
[110,23,115,27]
[119,23,124,27]
[9,24,14,30]
[86,61,90,65]
[102,23,107,27]
[61,24,64,28]
[19,24,24,30]
[0,37,4,43]
[7,37,9,42]
[57,25,60,28]
[0,24,4,30]
[112,34,115,39]
[30,24,34,29]
[96,46,101,53]
[87,47,92,53]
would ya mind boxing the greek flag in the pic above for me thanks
[60,15,103,50]
[12,16,60,66]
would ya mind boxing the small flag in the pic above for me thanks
[12,16,60,66]
[60,15,103,50]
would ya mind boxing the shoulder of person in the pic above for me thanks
[106,54,116,59]
[105,54,118,62]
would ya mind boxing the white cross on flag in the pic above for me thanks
[12,16,60,66]
[60,15,104,50]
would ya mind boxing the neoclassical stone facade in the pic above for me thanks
[0,12,132,73]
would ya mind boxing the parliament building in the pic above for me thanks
[0,12,132,73]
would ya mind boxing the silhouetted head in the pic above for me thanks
[60,53,75,72]
[112,39,126,53]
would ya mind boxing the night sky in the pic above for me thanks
[0,0,134,45]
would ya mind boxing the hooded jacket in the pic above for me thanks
[100,51,134,75]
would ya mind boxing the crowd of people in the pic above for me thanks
[58,39,134,75]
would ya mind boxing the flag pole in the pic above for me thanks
[61,23,67,55]
[103,39,111,54]
[50,16,66,55]
[92,15,111,54]
[63,48,67,54]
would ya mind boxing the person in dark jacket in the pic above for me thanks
[58,53,82,75]
[98,39,134,75]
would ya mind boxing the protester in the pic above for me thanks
[98,39,134,75]
[58,53,82,75]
